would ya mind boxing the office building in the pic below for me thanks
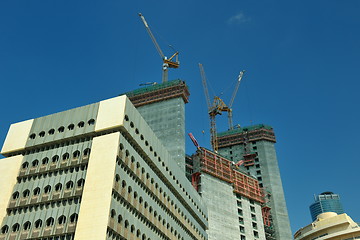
[0,95,207,240]
[309,192,344,222]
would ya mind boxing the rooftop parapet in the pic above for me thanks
[217,124,276,148]
[125,79,190,107]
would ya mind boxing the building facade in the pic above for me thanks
[216,124,292,240]
[294,212,360,240]
[126,80,189,173]
[309,192,344,222]
[0,95,207,240]
[189,147,266,240]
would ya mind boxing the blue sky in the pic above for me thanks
[1,0,359,234]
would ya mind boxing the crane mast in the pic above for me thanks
[199,64,245,152]
[138,13,179,83]
[227,70,245,130]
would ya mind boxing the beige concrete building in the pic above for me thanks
[294,212,360,240]
[0,95,208,240]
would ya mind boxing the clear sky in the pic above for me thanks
[1,0,359,234]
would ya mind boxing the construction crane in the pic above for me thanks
[199,63,245,152]
[228,70,245,130]
[138,13,179,83]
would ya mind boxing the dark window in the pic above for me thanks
[48,129,55,135]
[46,217,54,227]
[39,131,45,137]
[58,126,65,133]
[78,121,84,128]
[58,215,66,225]
[35,220,42,228]
[88,119,95,125]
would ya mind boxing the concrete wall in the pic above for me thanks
[136,97,186,173]
[200,173,240,240]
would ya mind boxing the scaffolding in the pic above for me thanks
[126,79,190,107]
[197,148,265,204]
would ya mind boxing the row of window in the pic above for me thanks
[12,179,85,200]
[111,189,189,240]
[21,149,90,169]
[29,119,95,140]
[123,116,206,219]
[114,158,204,240]
[1,213,78,234]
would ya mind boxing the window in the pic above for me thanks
[83,148,91,156]
[12,191,19,199]
[68,124,75,130]
[252,222,257,229]
[35,220,42,228]
[250,206,255,213]
[52,155,59,163]
[23,221,31,231]
[42,157,49,165]
[44,185,51,194]
[239,217,244,224]
[88,119,95,125]
[73,150,80,158]
[255,164,260,168]
[62,153,70,160]
[39,131,45,137]
[58,126,65,133]
[78,121,84,128]
[32,159,39,167]
[22,189,30,198]
[240,226,245,233]
[257,177,262,181]
[110,209,116,218]
[66,181,74,189]
[12,223,20,232]
[46,217,54,227]
[33,187,41,196]
[256,170,261,175]
[55,183,62,191]
[252,146,257,150]
[70,213,78,223]
[117,215,122,223]
[240,235,246,240]
[77,179,85,187]
[58,215,66,225]
[1,225,9,234]
[254,230,259,238]
[238,209,243,215]
[48,129,55,135]
[251,214,256,221]
[22,162,29,169]
[29,133,36,139]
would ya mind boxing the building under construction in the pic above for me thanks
[217,124,293,240]
[0,79,292,240]
[188,147,267,240]
[125,80,290,240]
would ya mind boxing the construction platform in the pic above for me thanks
[125,79,190,107]
[217,124,276,148]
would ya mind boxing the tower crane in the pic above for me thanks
[138,13,179,83]
[199,63,245,152]
[228,71,245,130]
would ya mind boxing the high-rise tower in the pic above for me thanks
[309,192,344,221]
[217,124,292,240]
[126,80,189,173]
